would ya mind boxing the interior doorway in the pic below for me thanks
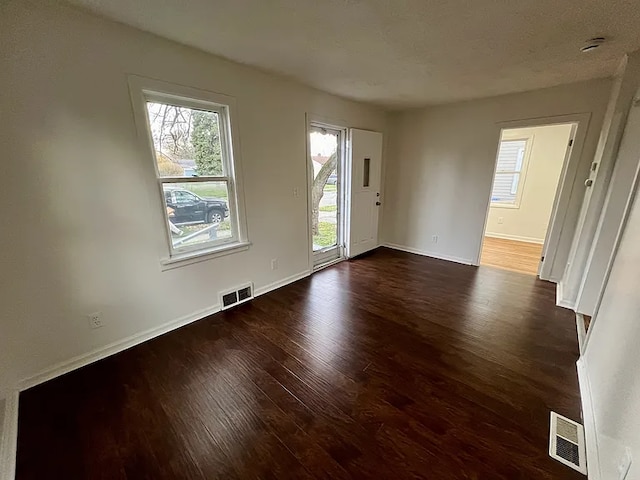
[480,122,577,276]
[308,123,345,268]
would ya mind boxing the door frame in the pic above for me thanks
[475,112,591,281]
[305,113,348,271]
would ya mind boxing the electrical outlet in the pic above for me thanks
[271,258,278,270]
[88,312,104,329]
[498,217,504,224]
[432,235,438,243]
[618,448,632,480]
[293,187,299,198]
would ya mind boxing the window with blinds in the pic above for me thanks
[491,139,528,206]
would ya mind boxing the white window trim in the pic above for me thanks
[490,135,534,209]
[128,76,249,266]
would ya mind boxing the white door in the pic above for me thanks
[347,129,383,257]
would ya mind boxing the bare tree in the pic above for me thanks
[147,103,195,160]
[311,153,336,235]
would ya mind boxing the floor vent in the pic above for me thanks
[220,283,254,310]
[549,411,587,475]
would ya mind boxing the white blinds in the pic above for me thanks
[491,140,527,204]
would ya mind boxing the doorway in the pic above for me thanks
[480,123,577,276]
[308,123,344,268]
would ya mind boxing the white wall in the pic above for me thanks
[0,1,388,397]
[383,80,611,272]
[583,146,640,479]
[485,124,573,244]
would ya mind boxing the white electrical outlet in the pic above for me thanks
[271,258,278,270]
[293,187,299,198]
[432,235,438,243]
[618,448,632,480]
[88,312,104,329]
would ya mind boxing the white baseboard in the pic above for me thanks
[576,313,587,354]
[577,358,600,479]
[556,282,576,310]
[484,232,545,244]
[0,268,311,480]
[19,269,311,393]
[253,270,310,297]
[0,391,19,480]
[18,303,221,392]
[383,243,474,266]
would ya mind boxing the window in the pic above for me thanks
[133,80,248,262]
[491,139,529,207]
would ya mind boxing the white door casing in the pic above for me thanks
[347,129,383,257]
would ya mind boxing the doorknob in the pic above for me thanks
[376,201,381,206]
[585,179,594,187]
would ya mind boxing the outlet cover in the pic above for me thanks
[88,312,104,329]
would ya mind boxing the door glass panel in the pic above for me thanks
[363,158,370,187]
[310,129,338,252]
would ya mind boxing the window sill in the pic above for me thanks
[490,203,520,209]
[160,241,251,271]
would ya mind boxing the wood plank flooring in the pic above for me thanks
[16,248,582,479]
[480,236,544,275]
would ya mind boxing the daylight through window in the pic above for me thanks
[491,139,528,206]
[144,96,240,255]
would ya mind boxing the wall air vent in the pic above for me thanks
[220,283,254,310]
[549,411,587,474]
[237,286,252,302]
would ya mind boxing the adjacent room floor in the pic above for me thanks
[480,236,544,275]
[16,248,582,479]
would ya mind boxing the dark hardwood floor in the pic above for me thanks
[17,248,583,479]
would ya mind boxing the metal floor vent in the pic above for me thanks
[549,411,587,475]
[220,283,254,310]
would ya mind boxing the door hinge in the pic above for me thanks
[568,138,574,147]
[541,255,545,262]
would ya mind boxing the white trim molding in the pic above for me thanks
[556,281,576,310]
[484,232,545,245]
[19,269,311,393]
[383,243,474,266]
[0,268,311,480]
[18,304,222,392]
[0,391,19,480]
[577,358,601,480]
[576,313,587,354]
[254,270,311,297]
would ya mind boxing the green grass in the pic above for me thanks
[319,204,337,212]
[182,183,228,199]
[323,184,337,192]
[313,222,337,248]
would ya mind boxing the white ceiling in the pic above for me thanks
[67,0,640,108]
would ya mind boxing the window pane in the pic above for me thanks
[491,173,519,204]
[496,140,527,173]
[163,181,232,249]
[310,129,339,251]
[146,102,224,177]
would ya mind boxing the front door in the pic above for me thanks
[347,129,383,257]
